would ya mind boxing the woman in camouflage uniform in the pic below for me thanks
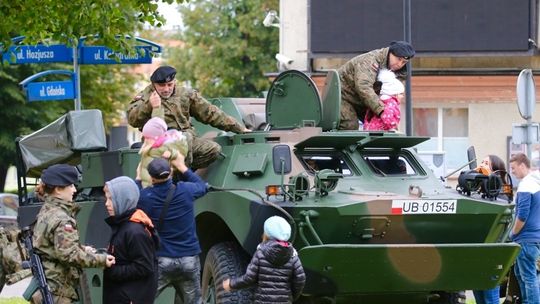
[31,164,115,304]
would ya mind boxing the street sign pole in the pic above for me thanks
[5,36,162,109]
[73,45,81,111]
[403,0,413,136]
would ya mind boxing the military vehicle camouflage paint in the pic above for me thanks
[16,70,519,304]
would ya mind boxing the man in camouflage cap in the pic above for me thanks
[127,66,250,169]
[338,41,415,130]
[31,164,115,303]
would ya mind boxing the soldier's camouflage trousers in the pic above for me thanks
[0,227,29,289]
[31,291,73,304]
[185,132,221,170]
[339,100,362,130]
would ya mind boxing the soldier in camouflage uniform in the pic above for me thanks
[338,41,415,130]
[127,66,250,169]
[31,164,115,304]
[0,227,31,291]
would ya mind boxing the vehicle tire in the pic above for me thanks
[429,291,466,304]
[201,242,254,304]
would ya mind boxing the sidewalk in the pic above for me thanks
[0,278,29,299]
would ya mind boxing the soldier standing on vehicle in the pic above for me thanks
[509,153,540,304]
[31,164,115,304]
[338,41,415,130]
[136,156,208,304]
[127,66,250,169]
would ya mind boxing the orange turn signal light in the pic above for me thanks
[266,185,280,196]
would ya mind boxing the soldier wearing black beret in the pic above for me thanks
[40,164,79,187]
[150,66,177,84]
[127,66,250,170]
[30,164,116,303]
[338,41,415,130]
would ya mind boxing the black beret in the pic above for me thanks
[148,158,171,179]
[41,164,79,186]
[150,66,177,83]
[389,41,415,60]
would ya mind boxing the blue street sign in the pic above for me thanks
[26,81,76,101]
[79,45,152,64]
[2,45,72,64]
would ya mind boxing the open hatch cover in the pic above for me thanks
[266,70,322,129]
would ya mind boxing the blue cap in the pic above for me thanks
[147,158,171,179]
[263,216,291,241]
[150,66,177,83]
[41,164,79,186]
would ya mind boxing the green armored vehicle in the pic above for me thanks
[16,70,519,303]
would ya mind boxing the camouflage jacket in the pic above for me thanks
[127,84,245,135]
[339,47,407,115]
[0,227,30,285]
[33,195,108,300]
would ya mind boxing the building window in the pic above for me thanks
[442,108,468,137]
[413,108,437,137]
[413,107,469,172]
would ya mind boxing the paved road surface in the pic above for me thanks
[0,281,477,303]
[0,278,30,298]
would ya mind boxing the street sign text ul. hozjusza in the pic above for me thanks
[79,46,153,64]
[26,81,75,101]
[2,45,72,64]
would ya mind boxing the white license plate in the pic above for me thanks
[391,200,457,214]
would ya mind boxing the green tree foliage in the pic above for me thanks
[0,64,70,191]
[170,0,279,97]
[0,63,141,192]
[0,0,187,51]
[79,65,142,128]
[0,1,177,191]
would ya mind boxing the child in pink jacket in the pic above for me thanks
[138,117,189,187]
[363,69,404,131]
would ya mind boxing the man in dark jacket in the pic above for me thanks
[103,176,158,304]
[136,156,208,304]
[223,216,306,303]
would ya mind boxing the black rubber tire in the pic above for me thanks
[429,291,466,304]
[201,242,254,304]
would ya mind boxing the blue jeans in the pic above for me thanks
[514,242,540,304]
[473,287,500,304]
[156,255,202,304]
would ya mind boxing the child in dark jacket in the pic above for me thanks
[223,216,306,303]
[102,176,159,304]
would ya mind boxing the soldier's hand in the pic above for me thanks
[149,91,161,108]
[222,278,231,292]
[105,255,116,267]
[84,246,96,254]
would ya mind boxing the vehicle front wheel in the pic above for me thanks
[201,242,254,304]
